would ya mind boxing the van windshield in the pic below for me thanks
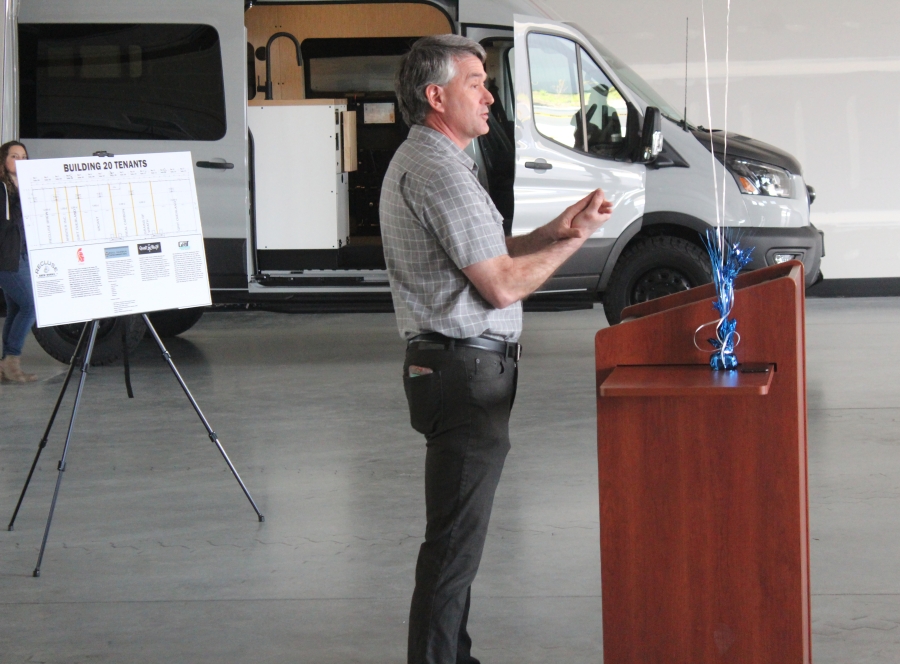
[578,29,684,124]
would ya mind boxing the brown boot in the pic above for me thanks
[0,356,38,383]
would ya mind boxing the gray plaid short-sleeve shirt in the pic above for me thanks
[380,125,522,342]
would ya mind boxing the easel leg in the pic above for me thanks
[142,315,265,523]
[33,320,100,577]
[8,322,91,532]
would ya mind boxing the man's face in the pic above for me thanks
[432,55,494,143]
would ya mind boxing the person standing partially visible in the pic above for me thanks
[381,35,613,664]
[0,140,38,383]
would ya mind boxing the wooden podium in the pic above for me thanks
[595,262,811,663]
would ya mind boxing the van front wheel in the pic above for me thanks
[32,315,146,366]
[603,236,711,325]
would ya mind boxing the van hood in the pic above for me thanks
[690,129,803,176]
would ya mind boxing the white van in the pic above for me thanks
[4,0,823,363]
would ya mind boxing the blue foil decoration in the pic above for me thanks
[702,229,753,370]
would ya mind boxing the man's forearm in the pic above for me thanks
[464,235,585,309]
[464,189,612,309]
[503,236,584,300]
[505,225,556,258]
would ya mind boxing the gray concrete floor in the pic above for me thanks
[0,299,898,663]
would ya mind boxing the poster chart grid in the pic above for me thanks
[18,151,211,327]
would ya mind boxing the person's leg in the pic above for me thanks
[405,346,516,664]
[455,587,475,664]
[1,256,36,357]
[0,256,38,381]
[451,359,517,664]
[1,289,20,358]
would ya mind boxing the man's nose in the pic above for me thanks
[484,87,494,106]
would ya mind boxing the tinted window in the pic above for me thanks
[580,49,628,158]
[583,32,683,123]
[300,37,415,99]
[20,24,227,141]
[309,55,402,94]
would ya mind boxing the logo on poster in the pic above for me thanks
[178,240,190,250]
[105,246,130,259]
[76,248,85,263]
[34,260,59,278]
[137,242,162,255]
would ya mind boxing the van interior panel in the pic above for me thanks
[245,3,452,102]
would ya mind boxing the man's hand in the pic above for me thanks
[545,189,614,242]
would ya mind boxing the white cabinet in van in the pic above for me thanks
[248,101,350,252]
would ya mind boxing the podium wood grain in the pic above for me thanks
[595,262,810,663]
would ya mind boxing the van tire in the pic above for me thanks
[146,308,205,337]
[32,315,147,366]
[603,235,711,325]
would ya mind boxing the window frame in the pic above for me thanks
[502,42,515,121]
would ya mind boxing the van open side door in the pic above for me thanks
[512,15,646,290]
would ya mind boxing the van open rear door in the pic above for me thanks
[17,0,249,289]
[512,15,646,291]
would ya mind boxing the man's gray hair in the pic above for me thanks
[395,35,486,126]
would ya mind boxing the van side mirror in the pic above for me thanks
[639,106,663,163]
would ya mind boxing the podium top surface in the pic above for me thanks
[599,364,774,397]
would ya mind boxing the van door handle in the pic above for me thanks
[524,159,552,171]
[196,160,234,170]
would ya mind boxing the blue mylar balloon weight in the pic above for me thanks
[702,230,754,372]
[710,352,738,370]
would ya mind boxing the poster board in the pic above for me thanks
[17,152,211,328]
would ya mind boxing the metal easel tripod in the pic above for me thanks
[7,314,264,577]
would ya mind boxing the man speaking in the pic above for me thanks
[381,35,613,664]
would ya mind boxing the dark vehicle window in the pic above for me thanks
[309,55,402,95]
[301,37,416,99]
[20,24,227,141]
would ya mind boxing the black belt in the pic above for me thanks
[408,333,522,361]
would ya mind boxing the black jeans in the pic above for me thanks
[403,344,518,664]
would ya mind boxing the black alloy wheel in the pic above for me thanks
[603,235,712,325]
[631,266,694,303]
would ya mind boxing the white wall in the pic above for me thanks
[538,0,900,280]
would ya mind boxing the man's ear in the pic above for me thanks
[424,83,445,114]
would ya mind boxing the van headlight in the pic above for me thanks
[725,157,794,198]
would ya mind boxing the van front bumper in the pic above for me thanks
[739,224,824,287]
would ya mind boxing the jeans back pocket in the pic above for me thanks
[403,371,442,436]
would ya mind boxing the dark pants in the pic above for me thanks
[403,344,518,664]
[0,253,36,358]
